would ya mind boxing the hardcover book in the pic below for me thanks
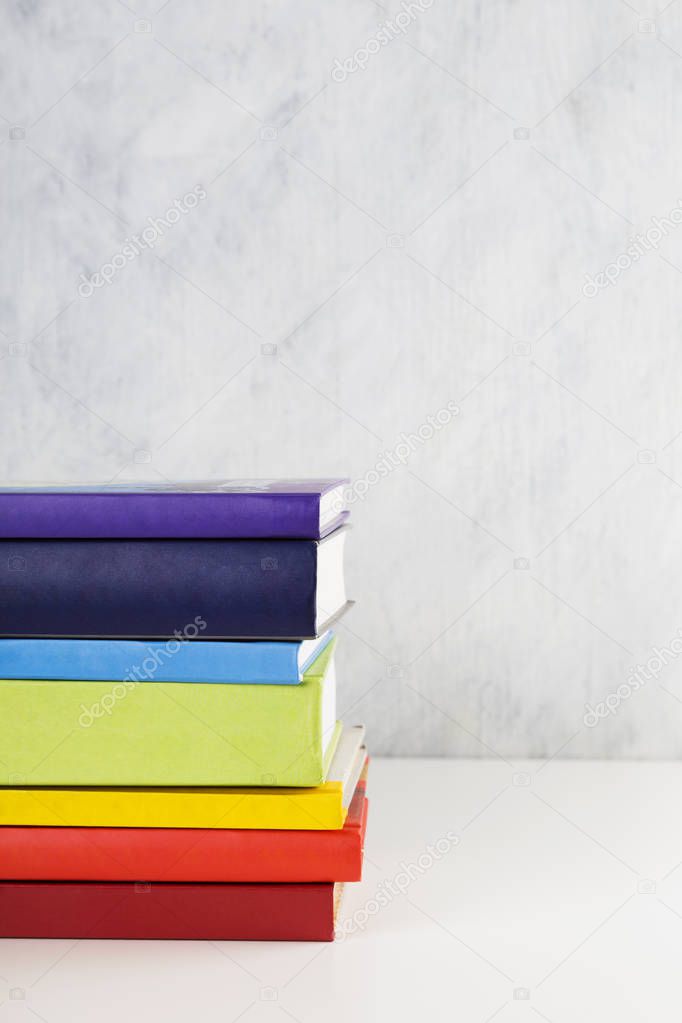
[0,631,333,684]
[0,778,368,883]
[0,479,349,539]
[0,528,349,639]
[0,725,367,830]
[0,641,340,787]
[0,880,342,941]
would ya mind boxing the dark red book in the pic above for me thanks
[0,786,368,883]
[0,880,341,941]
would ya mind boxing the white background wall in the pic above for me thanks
[2,0,682,757]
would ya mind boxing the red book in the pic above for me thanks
[0,785,367,883]
[0,880,341,941]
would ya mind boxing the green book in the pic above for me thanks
[0,641,339,787]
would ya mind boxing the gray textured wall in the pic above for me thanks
[2,0,682,758]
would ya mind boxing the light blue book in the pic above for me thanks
[0,632,334,685]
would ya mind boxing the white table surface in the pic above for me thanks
[3,756,682,1023]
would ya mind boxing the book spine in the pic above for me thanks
[0,669,331,786]
[0,492,328,539]
[0,881,335,941]
[0,539,318,638]
[0,638,304,684]
[0,804,367,882]
[0,785,346,829]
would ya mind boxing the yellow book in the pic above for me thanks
[0,726,366,831]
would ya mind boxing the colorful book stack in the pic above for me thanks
[0,479,367,941]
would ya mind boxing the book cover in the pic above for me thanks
[0,530,348,639]
[0,726,367,830]
[0,880,340,941]
[0,632,333,684]
[0,479,348,539]
[0,780,368,883]
[0,641,339,787]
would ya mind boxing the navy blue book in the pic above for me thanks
[0,531,349,639]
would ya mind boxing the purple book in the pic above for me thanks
[0,479,348,539]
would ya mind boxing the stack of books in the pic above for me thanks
[0,479,367,941]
